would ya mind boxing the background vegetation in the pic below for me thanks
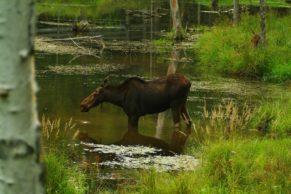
[196,14,291,82]
[196,0,291,7]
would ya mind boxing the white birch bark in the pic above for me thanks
[0,0,43,193]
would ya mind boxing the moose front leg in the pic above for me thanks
[128,116,139,132]
[181,104,193,134]
[171,106,181,131]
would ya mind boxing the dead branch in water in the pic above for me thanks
[42,35,103,42]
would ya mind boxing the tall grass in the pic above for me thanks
[44,153,87,194]
[191,100,255,145]
[250,96,291,136]
[196,14,291,82]
[41,116,87,194]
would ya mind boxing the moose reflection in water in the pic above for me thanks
[80,73,193,135]
[79,129,189,154]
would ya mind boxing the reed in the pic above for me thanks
[191,100,255,145]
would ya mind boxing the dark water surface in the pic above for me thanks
[36,51,287,144]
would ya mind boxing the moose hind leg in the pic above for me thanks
[128,116,139,132]
[181,104,193,134]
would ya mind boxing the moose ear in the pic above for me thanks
[102,76,109,87]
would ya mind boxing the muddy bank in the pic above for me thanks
[35,34,197,55]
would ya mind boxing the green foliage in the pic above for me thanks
[37,0,149,19]
[201,139,291,193]
[44,152,87,194]
[196,14,291,82]
[196,0,290,7]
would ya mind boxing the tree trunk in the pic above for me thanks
[0,0,43,193]
[260,0,266,47]
[212,0,219,11]
[169,0,185,41]
[233,0,240,25]
[155,47,179,138]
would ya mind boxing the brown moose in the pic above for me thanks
[80,74,193,134]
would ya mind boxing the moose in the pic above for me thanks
[80,73,193,134]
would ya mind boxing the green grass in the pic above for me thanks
[196,14,291,82]
[251,96,291,136]
[36,0,149,19]
[196,0,291,7]
[109,139,291,194]
[44,152,87,194]
[42,117,88,194]
[95,98,291,194]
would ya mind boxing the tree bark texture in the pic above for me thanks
[233,0,240,24]
[169,0,185,41]
[0,0,43,194]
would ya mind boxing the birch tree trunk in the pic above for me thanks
[155,48,179,138]
[169,0,185,41]
[260,0,266,47]
[233,0,240,25]
[0,0,43,193]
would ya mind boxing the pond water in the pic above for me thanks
[36,51,287,145]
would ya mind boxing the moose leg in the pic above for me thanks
[171,106,181,130]
[128,116,139,132]
[181,104,193,134]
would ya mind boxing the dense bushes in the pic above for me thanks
[197,14,291,82]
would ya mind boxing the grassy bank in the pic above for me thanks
[41,117,88,194]
[97,99,291,193]
[113,139,290,194]
[40,97,291,194]
[196,14,291,82]
[37,0,149,19]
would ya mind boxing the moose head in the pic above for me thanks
[80,78,109,112]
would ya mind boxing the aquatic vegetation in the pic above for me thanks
[42,64,125,75]
[197,14,291,82]
[42,116,79,147]
[81,142,198,171]
[190,100,255,145]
